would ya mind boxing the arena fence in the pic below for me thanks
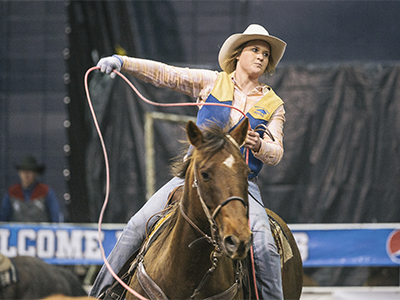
[1,222,399,268]
[2,222,400,299]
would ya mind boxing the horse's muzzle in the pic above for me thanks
[223,231,253,260]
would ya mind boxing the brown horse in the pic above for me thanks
[127,119,252,299]
[123,119,302,299]
[0,253,87,300]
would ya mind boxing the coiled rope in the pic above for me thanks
[84,66,259,300]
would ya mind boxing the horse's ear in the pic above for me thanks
[186,121,204,148]
[230,117,249,147]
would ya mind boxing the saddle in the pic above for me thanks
[268,213,293,267]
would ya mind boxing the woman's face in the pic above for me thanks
[236,40,270,79]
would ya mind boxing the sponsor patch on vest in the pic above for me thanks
[252,106,270,118]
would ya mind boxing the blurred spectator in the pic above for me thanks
[0,155,63,222]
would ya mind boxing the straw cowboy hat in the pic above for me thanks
[14,156,45,174]
[218,24,287,74]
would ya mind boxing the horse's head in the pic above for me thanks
[185,118,253,260]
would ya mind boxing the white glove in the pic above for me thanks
[97,55,123,78]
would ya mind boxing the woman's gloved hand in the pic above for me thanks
[97,55,123,78]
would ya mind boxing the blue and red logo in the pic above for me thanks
[386,229,400,264]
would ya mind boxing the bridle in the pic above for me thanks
[179,136,249,299]
[179,162,247,248]
[180,134,248,248]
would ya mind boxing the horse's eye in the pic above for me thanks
[201,172,211,181]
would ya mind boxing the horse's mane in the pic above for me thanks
[171,122,239,179]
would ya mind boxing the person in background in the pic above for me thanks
[91,24,286,299]
[0,155,63,222]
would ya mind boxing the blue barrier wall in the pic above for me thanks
[290,224,400,267]
[1,223,400,267]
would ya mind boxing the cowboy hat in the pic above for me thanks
[218,24,287,74]
[14,156,45,174]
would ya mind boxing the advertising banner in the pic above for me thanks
[0,223,123,265]
[1,223,400,266]
[291,224,400,267]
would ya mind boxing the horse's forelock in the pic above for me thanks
[172,124,242,178]
[201,123,234,153]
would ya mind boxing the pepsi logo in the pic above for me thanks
[386,229,400,264]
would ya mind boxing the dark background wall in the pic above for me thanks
[1,0,399,223]
[0,1,69,216]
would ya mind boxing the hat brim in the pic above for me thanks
[218,33,287,74]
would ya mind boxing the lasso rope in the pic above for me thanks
[84,66,259,300]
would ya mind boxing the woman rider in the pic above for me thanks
[91,24,287,300]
